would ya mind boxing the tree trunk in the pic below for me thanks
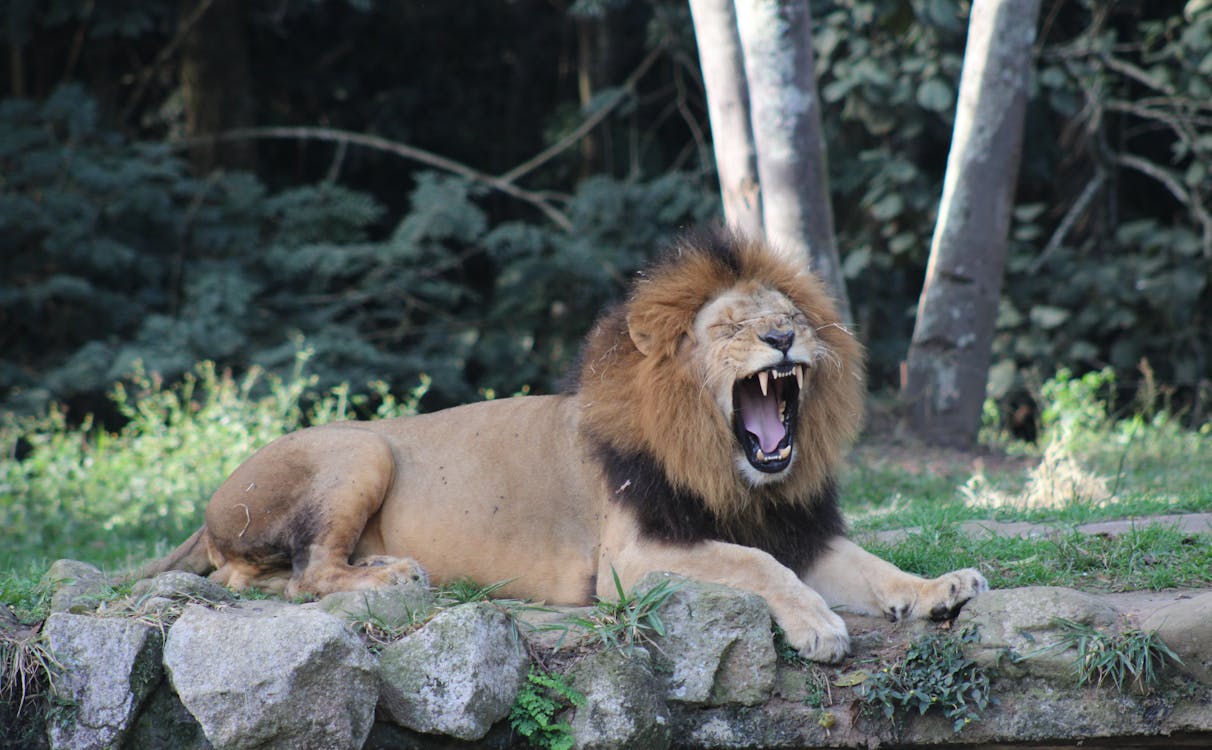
[179,0,256,172]
[688,0,763,236]
[903,0,1042,447]
[734,0,850,324]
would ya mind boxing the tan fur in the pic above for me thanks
[139,229,986,662]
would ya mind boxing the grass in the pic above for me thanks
[0,351,426,575]
[1046,618,1183,694]
[842,367,1212,592]
[555,568,681,651]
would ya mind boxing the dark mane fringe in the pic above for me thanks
[593,440,847,572]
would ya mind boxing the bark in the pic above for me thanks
[734,0,851,324]
[904,0,1042,447]
[179,0,255,172]
[688,0,763,236]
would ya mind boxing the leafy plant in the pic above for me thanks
[562,569,679,651]
[860,628,992,733]
[1050,618,1182,694]
[508,666,585,750]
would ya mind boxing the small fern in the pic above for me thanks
[509,667,585,750]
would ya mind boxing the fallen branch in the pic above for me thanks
[171,126,573,231]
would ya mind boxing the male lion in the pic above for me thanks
[141,227,986,662]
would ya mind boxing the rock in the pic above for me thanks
[43,560,112,614]
[127,571,235,617]
[124,682,212,750]
[377,602,529,740]
[1141,591,1212,685]
[42,613,163,750]
[958,586,1121,681]
[315,581,434,630]
[637,573,776,706]
[569,647,670,750]
[163,603,378,750]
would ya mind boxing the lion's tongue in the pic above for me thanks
[738,384,785,454]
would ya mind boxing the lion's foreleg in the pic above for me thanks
[800,537,988,622]
[606,537,850,663]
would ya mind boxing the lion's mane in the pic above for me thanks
[571,227,865,569]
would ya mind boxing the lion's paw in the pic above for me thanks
[918,568,988,621]
[782,608,851,664]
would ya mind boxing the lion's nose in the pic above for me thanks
[761,328,795,353]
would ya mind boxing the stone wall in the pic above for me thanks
[4,562,1212,750]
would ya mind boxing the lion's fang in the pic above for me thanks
[795,364,803,390]
[758,370,769,396]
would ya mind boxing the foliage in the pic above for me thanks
[1038,367,1118,437]
[989,0,1212,403]
[0,351,425,570]
[561,569,679,651]
[860,628,993,733]
[3,0,1212,421]
[1050,618,1182,694]
[509,667,585,750]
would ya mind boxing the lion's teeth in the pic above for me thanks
[795,364,804,390]
[756,447,766,461]
[757,370,769,396]
[778,445,791,460]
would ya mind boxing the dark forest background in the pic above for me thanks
[2,0,1210,426]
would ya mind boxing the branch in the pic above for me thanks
[1115,153,1212,257]
[1030,171,1105,272]
[171,126,573,232]
[120,0,216,126]
[498,38,667,185]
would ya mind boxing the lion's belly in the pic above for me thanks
[363,395,605,605]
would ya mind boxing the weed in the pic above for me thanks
[1050,618,1182,694]
[561,569,679,651]
[508,666,585,750]
[860,628,992,733]
[346,609,427,651]
[772,624,834,707]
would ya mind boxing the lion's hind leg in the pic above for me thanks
[205,426,426,599]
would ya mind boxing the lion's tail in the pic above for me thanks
[128,526,216,582]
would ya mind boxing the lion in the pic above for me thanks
[140,227,986,662]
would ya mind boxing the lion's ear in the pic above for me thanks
[626,310,656,356]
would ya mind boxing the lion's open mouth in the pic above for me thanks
[733,363,803,473]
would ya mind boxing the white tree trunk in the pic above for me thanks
[688,0,763,236]
[734,0,851,324]
[904,0,1042,447]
